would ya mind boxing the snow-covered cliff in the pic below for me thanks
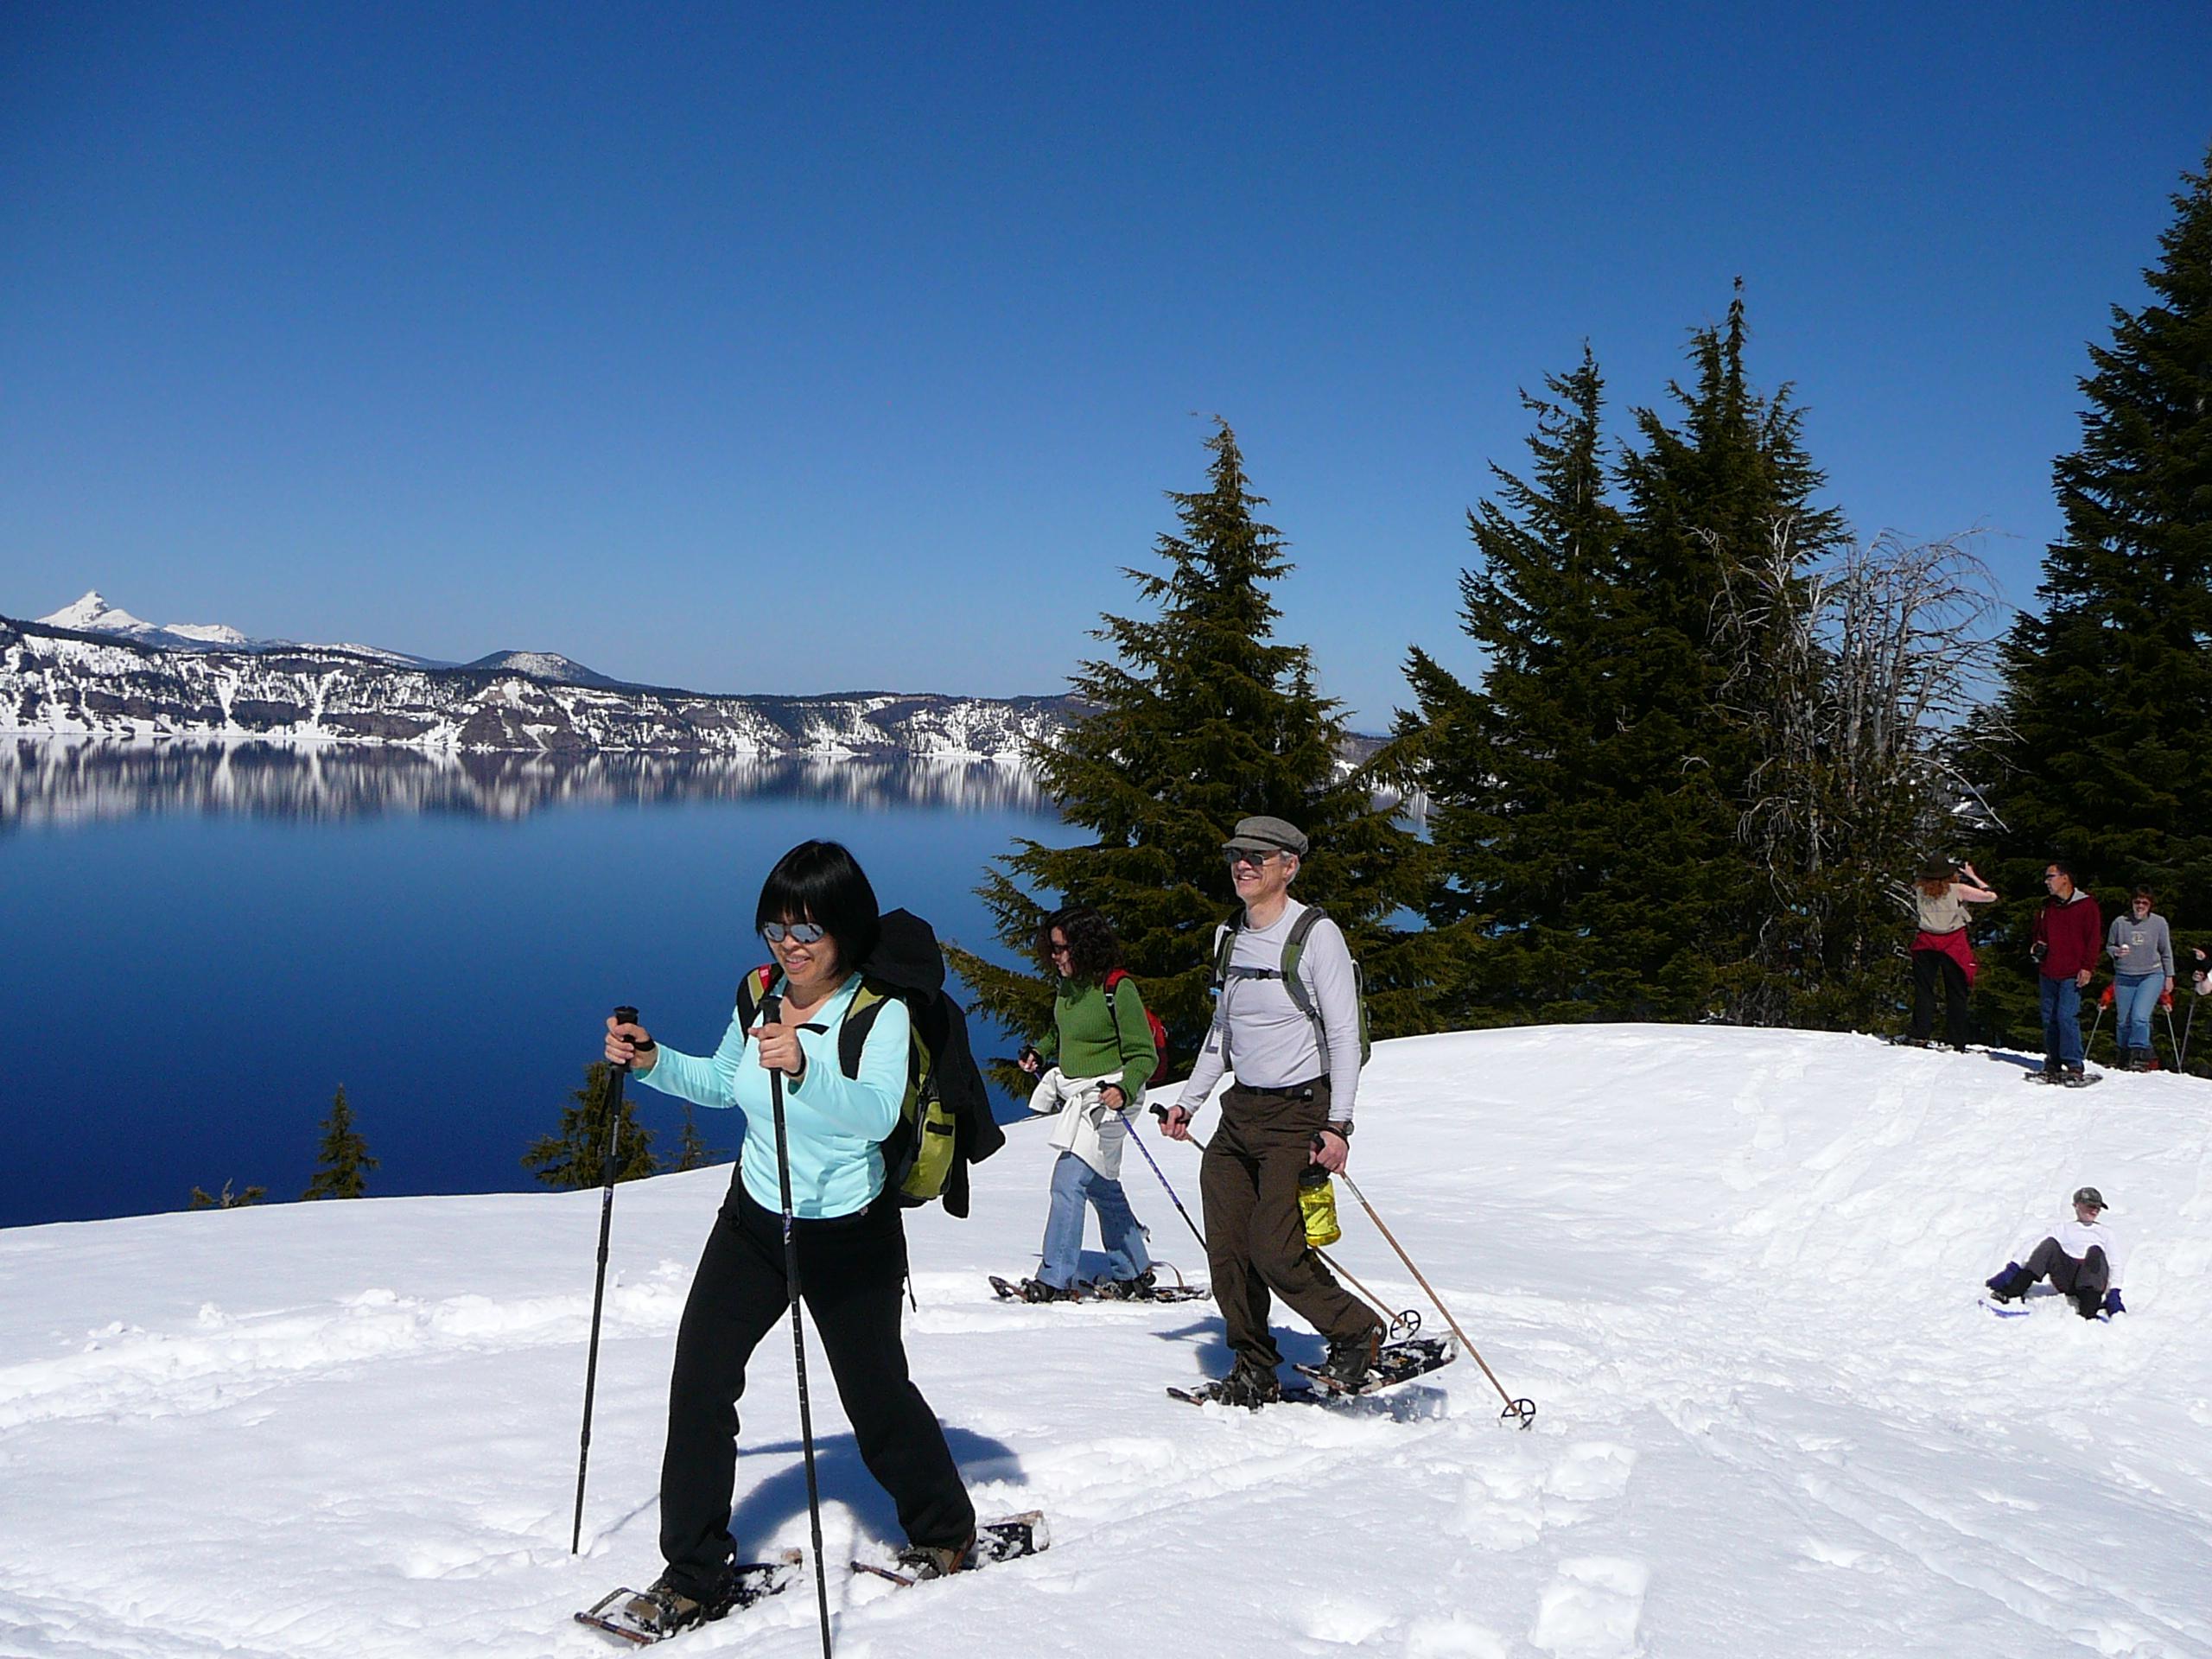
[0,614,1077,759]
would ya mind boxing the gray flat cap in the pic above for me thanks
[1222,815,1309,857]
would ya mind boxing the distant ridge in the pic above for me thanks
[459,650,627,690]
[1,607,1076,757]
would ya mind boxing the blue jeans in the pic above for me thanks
[2114,973,2161,1054]
[2039,976,2083,1067]
[1039,1153,1152,1289]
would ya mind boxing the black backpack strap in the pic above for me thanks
[734,964,777,1033]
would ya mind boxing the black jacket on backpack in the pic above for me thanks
[861,908,1003,1217]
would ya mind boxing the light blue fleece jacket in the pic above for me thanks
[633,973,910,1219]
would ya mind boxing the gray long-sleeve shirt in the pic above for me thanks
[2107,911,2175,980]
[1175,899,1362,1119]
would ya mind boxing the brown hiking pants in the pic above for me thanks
[1200,1078,1382,1370]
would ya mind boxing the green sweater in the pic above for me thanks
[1039,976,1158,1099]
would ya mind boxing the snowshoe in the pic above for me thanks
[1086,1268,1211,1303]
[1296,1334,1458,1398]
[851,1512,1048,1587]
[575,1550,803,1645]
[988,1274,1077,1303]
[1167,1356,1287,1409]
[1314,1325,1382,1392]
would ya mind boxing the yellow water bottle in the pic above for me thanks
[1298,1165,1342,1247]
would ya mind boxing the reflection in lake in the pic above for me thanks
[0,738,1049,828]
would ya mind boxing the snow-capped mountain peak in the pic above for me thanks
[162,622,252,646]
[38,591,156,636]
[37,591,249,652]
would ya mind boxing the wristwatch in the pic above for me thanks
[1325,1120,1354,1141]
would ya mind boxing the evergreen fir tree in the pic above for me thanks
[671,1102,721,1172]
[947,420,1438,1088]
[1395,348,1639,1025]
[1408,298,1842,1027]
[1980,146,2212,1050]
[1610,287,1846,1020]
[522,1061,658,1190]
[302,1084,378,1200]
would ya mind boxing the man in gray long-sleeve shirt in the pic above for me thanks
[1161,815,1383,1406]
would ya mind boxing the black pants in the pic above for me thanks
[658,1181,974,1596]
[2024,1237,2109,1300]
[1200,1077,1382,1370]
[1910,948,1970,1046]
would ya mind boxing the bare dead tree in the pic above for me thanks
[1712,524,2008,1025]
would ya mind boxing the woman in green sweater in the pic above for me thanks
[1013,906,1160,1300]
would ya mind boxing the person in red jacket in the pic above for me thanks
[2029,860,2102,1079]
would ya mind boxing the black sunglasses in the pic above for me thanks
[1225,849,1282,868]
[761,921,826,944]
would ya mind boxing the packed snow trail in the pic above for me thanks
[3,1027,2209,1657]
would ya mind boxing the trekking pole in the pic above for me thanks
[1312,1245,1422,1340]
[572,1005,638,1555]
[2086,987,2108,1062]
[1337,1173,1536,1430]
[762,995,836,1659]
[1141,1104,1209,1252]
[2162,993,2181,1071]
[2183,995,2198,1070]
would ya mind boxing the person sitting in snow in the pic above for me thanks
[1985,1186,2127,1319]
[1011,906,1161,1302]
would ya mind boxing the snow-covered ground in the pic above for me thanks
[4,1027,2209,1658]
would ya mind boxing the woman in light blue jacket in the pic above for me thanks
[602,840,975,1637]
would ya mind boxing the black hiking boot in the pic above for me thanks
[1318,1325,1382,1392]
[1089,1269,1157,1301]
[1017,1278,1077,1303]
[2071,1287,2104,1319]
[1214,1357,1282,1409]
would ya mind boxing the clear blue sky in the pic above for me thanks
[3,3,2207,725]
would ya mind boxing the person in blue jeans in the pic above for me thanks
[2105,887,2176,1071]
[1013,906,1161,1300]
[2031,861,2101,1079]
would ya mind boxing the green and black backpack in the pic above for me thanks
[1208,903,1371,1071]
[734,908,1001,1213]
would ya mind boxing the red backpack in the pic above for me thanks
[1103,969,1171,1076]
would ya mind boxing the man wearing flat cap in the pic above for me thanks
[1161,815,1385,1405]
[1984,1186,2127,1319]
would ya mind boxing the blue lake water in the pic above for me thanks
[1,741,1068,1230]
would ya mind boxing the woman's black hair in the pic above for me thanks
[1034,905,1122,982]
[756,840,880,976]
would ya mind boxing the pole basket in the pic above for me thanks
[1501,1396,1538,1431]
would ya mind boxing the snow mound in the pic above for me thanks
[3,1026,2208,1657]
